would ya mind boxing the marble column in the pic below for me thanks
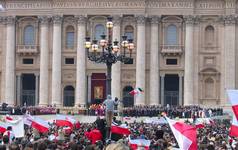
[75,15,87,107]
[149,16,160,105]
[224,15,236,103]
[111,15,121,100]
[184,16,194,105]
[135,15,146,105]
[179,74,183,105]
[16,74,21,106]
[39,16,49,106]
[161,75,165,106]
[5,16,16,106]
[87,74,92,104]
[52,15,62,106]
[35,74,39,105]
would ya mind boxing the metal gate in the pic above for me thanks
[164,91,179,106]
[21,90,35,106]
[63,89,75,107]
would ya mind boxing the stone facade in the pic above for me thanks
[0,0,237,107]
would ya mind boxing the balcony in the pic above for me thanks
[17,45,39,56]
[161,45,183,56]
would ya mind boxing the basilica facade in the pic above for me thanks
[0,0,236,107]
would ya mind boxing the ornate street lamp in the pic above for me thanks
[85,17,134,97]
[85,16,134,139]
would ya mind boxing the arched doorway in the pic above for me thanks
[164,74,179,106]
[123,86,134,107]
[21,74,35,106]
[63,85,75,107]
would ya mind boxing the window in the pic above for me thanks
[65,58,74,64]
[166,59,177,65]
[94,24,105,41]
[124,25,134,40]
[205,25,215,45]
[66,26,75,49]
[23,58,34,64]
[166,25,177,45]
[24,25,35,45]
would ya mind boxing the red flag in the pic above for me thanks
[167,117,197,150]
[31,117,49,133]
[230,116,238,137]
[227,90,238,120]
[111,124,131,135]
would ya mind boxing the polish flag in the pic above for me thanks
[128,136,151,150]
[111,123,131,135]
[230,116,238,138]
[0,122,7,133]
[227,90,238,120]
[55,115,76,128]
[31,117,49,133]
[166,117,197,150]
[195,119,205,129]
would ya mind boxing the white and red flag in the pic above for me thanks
[227,90,238,120]
[31,116,49,133]
[166,117,197,150]
[230,116,238,138]
[128,136,151,150]
[111,123,131,135]
[55,115,76,128]
[195,118,205,129]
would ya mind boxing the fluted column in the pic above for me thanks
[161,75,165,106]
[16,74,21,106]
[111,15,121,100]
[52,15,62,106]
[75,15,86,107]
[135,15,146,105]
[39,16,49,106]
[224,15,236,102]
[149,16,160,105]
[5,16,16,106]
[184,16,194,105]
[35,74,39,105]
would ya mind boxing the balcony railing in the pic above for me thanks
[161,45,183,56]
[17,45,39,56]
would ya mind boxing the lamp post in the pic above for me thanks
[85,16,134,139]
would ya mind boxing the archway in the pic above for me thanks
[63,85,75,107]
[21,74,35,106]
[123,86,134,107]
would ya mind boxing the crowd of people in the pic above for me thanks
[123,105,224,118]
[0,116,236,150]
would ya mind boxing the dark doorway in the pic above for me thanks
[123,86,134,107]
[21,74,35,106]
[63,86,75,107]
[164,74,179,106]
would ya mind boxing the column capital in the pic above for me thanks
[136,15,146,25]
[184,15,196,25]
[38,16,50,25]
[52,15,63,25]
[223,15,236,25]
[112,15,121,26]
[6,16,15,25]
[76,15,87,25]
[149,15,161,24]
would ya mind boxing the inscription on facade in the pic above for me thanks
[4,0,236,10]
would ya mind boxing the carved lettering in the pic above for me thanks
[195,2,223,9]
[148,1,193,8]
